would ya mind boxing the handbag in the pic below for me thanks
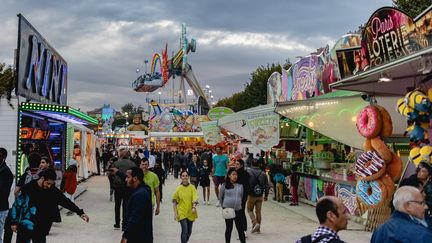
[221,185,238,219]
[222,208,236,219]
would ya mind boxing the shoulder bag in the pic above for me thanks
[222,185,238,219]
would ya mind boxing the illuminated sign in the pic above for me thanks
[16,14,68,105]
[360,7,426,71]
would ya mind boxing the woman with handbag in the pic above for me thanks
[173,170,199,243]
[220,168,246,243]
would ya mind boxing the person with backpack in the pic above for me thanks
[112,149,137,230]
[296,196,347,243]
[10,168,89,243]
[246,159,269,234]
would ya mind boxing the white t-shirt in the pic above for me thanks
[149,155,156,168]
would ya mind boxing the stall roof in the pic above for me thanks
[20,102,98,125]
[149,132,203,138]
[329,47,432,95]
[217,104,275,141]
[275,91,368,149]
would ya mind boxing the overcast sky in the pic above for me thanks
[0,0,393,112]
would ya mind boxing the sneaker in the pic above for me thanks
[207,201,211,205]
[216,201,221,207]
[113,224,120,229]
[251,223,260,233]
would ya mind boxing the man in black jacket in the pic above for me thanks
[0,147,13,243]
[118,167,153,243]
[10,168,89,243]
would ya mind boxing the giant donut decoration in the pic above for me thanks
[370,137,392,163]
[356,179,387,207]
[386,153,403,182]
[363,139,373,151]
[379,174,395,200]
[355,151,387,181]
[356,105,382,139]
[376,105,393,138]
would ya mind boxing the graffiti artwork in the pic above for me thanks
[292,56,320,100]
[335,184,359,216]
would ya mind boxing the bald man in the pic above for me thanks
[297,196,347,243]
[371,186,432,243]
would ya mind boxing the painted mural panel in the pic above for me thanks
[291,56,320,100]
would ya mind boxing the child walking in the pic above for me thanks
[198,160,211,205]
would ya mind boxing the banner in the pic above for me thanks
[201,121,222,145]
[245,110,279,150]
[336,47,363,79]
[16,14,68,105]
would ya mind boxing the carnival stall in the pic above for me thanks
[66,123,98,179]
[267,8,414,227]
[329,6,432,230]
[18,102,98,178]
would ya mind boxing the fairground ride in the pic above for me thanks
[132,24,210,115]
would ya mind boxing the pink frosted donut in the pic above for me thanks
[355,151,386,181]
[356,105,382,139]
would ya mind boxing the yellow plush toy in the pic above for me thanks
[404,90,430,112]
[409,147,422,166]
[420,145,432,164]
[396,98,414,117]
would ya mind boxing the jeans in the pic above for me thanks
[240,198,247,231]
[16,227,47,243]
[114,188,130,229]
[0,210,7,243]
[225,210,246,243]
[247,195,263,226]
[179,219,193,243]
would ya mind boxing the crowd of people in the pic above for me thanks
[4,142,432,243]
[98,145,275,243]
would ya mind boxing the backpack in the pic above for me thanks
[300,234,344,243]
[251,171,264,197]
[111,173,126,189]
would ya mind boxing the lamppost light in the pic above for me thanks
[158,91,162,95]
[209,90,212,93]
[205,85,210,89]
[210,95,214,98]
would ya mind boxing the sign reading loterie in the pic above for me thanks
[16,14,68,105]
[360,7,425,71]
[201,121,222,146]
[244,110,279,150]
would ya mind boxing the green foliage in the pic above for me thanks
[216,62,290,112]
[393,0,432,17]
[0,63,14,99]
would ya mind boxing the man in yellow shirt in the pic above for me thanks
[140,158,161,215]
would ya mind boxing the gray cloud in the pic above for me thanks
[0,0,393,111]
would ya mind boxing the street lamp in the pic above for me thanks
[205,85,210,89]
[158,91,162,103]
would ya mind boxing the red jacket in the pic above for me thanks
[63,171,77,195]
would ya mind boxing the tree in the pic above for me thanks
[0,63,14,100]
[393,0,432,17]
[215,61,290,112]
